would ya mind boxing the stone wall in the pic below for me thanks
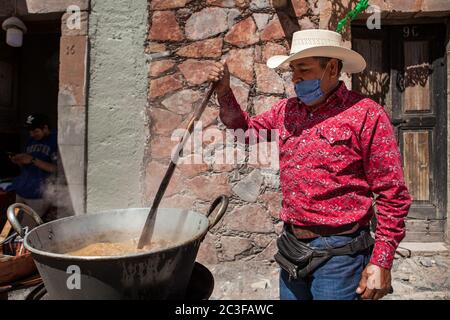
[147,0,450,265]
[147,0,321,265]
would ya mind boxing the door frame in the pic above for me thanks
[1,2,89,216]
[351,18,449,242]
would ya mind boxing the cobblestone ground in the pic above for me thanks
[7,253,450,300]
[209,253,450,300]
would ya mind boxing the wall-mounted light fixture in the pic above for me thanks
[2,0,27,48]
[2,16,27,47]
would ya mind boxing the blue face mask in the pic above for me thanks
[294,63,329,105]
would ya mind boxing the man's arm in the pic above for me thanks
[12,153,57,173]
[356,99,412,299]
[32,157,57,173]
[209,61,278,132]
[217,87,251,130]
[360,101,412,269]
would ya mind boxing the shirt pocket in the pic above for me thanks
[317,125,352,146]
[278,124,297,147]
[314,125,355,173]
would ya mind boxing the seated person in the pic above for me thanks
[6,114,57,225]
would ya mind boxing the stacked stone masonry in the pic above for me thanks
[147,0,450,263]
[147,0,320,265]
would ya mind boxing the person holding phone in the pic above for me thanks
[7,114,57,223]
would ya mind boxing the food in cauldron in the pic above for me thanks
[65,239,171,257]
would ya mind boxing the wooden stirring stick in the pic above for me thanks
[137,83,217,249]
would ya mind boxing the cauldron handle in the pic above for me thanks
[206,195,229,231]
[7,203,44,238]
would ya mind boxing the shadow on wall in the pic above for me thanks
[272,0,301,47]
[352,70,390,107]
[328,0,360,41]
[0,0,29,18]
[272,0,360,47]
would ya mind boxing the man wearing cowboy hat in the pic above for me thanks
[208,29,412,300]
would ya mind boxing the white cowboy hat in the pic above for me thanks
[267,29,366,73]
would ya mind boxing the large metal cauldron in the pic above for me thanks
[19,196,228,300]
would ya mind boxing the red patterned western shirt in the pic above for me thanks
[218,81,412,269]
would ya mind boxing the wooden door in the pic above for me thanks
[352,23,447,242]
[0,32,20,152]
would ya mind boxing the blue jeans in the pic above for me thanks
[279,229,371,300]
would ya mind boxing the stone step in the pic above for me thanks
[396,242,449,257]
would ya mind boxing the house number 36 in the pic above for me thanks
[66,45,76,55]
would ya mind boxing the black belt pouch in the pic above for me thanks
[274,227,330,280]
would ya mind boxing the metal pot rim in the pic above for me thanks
[24,208,209,261]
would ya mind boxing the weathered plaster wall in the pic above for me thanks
[86,0,148,212]
[58,4,89,216]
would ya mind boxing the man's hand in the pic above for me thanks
[208,60,231,97]
[11,153,33,165]
[356,263,393,300]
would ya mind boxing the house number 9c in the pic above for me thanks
[66,44,76,55]
[403,26,419,38]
